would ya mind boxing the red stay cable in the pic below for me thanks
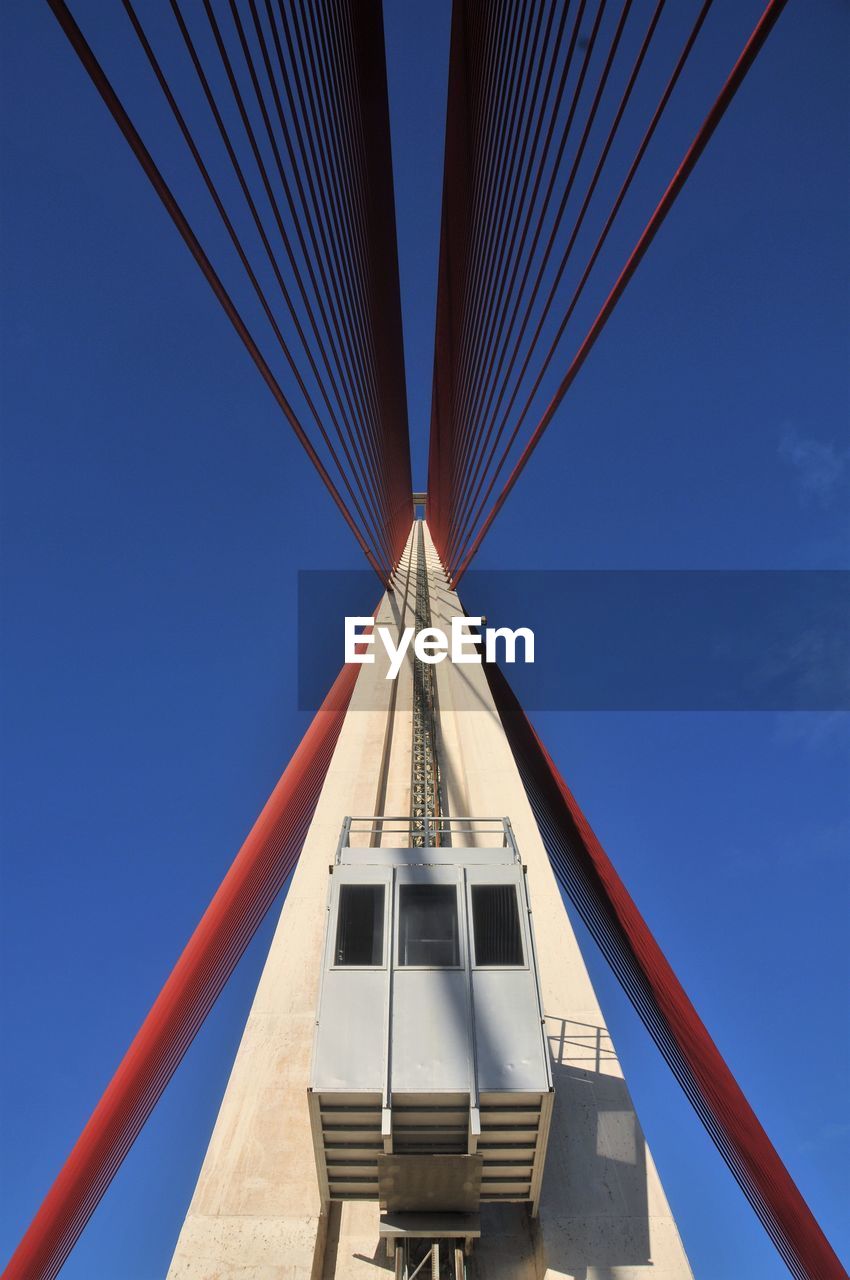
[337,0,413,566]
[449,0,540,479]
[451,0,714,579]
[2,652,361,1280]
[451,0,658,568]
[120,0,392,580]
[450,0,558,487]
[446,0,602,554]
[42,0,389,583]
[487,659,846,1280]
[445,0,516,514]
[452,0,791,585]
[450,0,637,568]
[246,0,391,529]
[226,0,389,538]
[195,0,394,570]
[287,0,398,556]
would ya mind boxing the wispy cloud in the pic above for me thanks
[779,423,850,505]
[772,710,850,752]
[716,806,850,884]
[799,1119,850,1156]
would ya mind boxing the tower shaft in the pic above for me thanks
[167,524,692,1279]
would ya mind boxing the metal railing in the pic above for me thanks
[336,815,519,862]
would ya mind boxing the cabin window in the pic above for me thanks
[398,884,460,966]
[335,884,385,965]
[471,884,524,966]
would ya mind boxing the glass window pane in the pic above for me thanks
[335,884,385,965]
[398,884,460,966]
[471,884,523,966]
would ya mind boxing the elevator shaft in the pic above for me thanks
[411,521,443,845]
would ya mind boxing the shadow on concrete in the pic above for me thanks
[321,1203,394,1275]
[531,1015,652,1276]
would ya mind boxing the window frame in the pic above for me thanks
[329,874,390,971]
[394,873,465,971]
[467,876,529,971]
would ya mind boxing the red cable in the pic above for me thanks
[229,0,389,534]
[449,0,581,517]
[119,0,392,580]
[196,0,394,569]
[452,0,791,584]
[487,660,847,1280]
[427,0,478,559]
[244,0,380,451]
[452,0,713,578]
[449,0,538,474]
[446,0,598,552]
[450,0,558,487]
[291,0,374,360]
[44,0,389,583]
[314,0,412,565]
[249,0,391,527]
[339,0,413,565]
[448,0,618,565]
[448,0,576,479]
[451,0,653,567]
[285,0,399,556]
[2,653,361,1280]
[444,0,511,517]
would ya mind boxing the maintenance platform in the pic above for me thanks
[309,814,554,1272]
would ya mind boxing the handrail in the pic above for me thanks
[336,814,521,862]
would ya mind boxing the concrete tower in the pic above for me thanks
[167,522,692,1280]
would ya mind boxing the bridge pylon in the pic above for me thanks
[167,521,692,1280]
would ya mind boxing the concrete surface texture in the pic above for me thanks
[167,523,692,1279]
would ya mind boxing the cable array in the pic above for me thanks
[49,0,411,584]
[427,0,789,583]
[9,6,841,1280]
[487,661,847,1280]
[2,654,362,1280]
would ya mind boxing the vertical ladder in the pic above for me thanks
[393,1239,466,1279]
[410,521,443,847]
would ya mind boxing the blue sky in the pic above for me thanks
[1,2,848,1277]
